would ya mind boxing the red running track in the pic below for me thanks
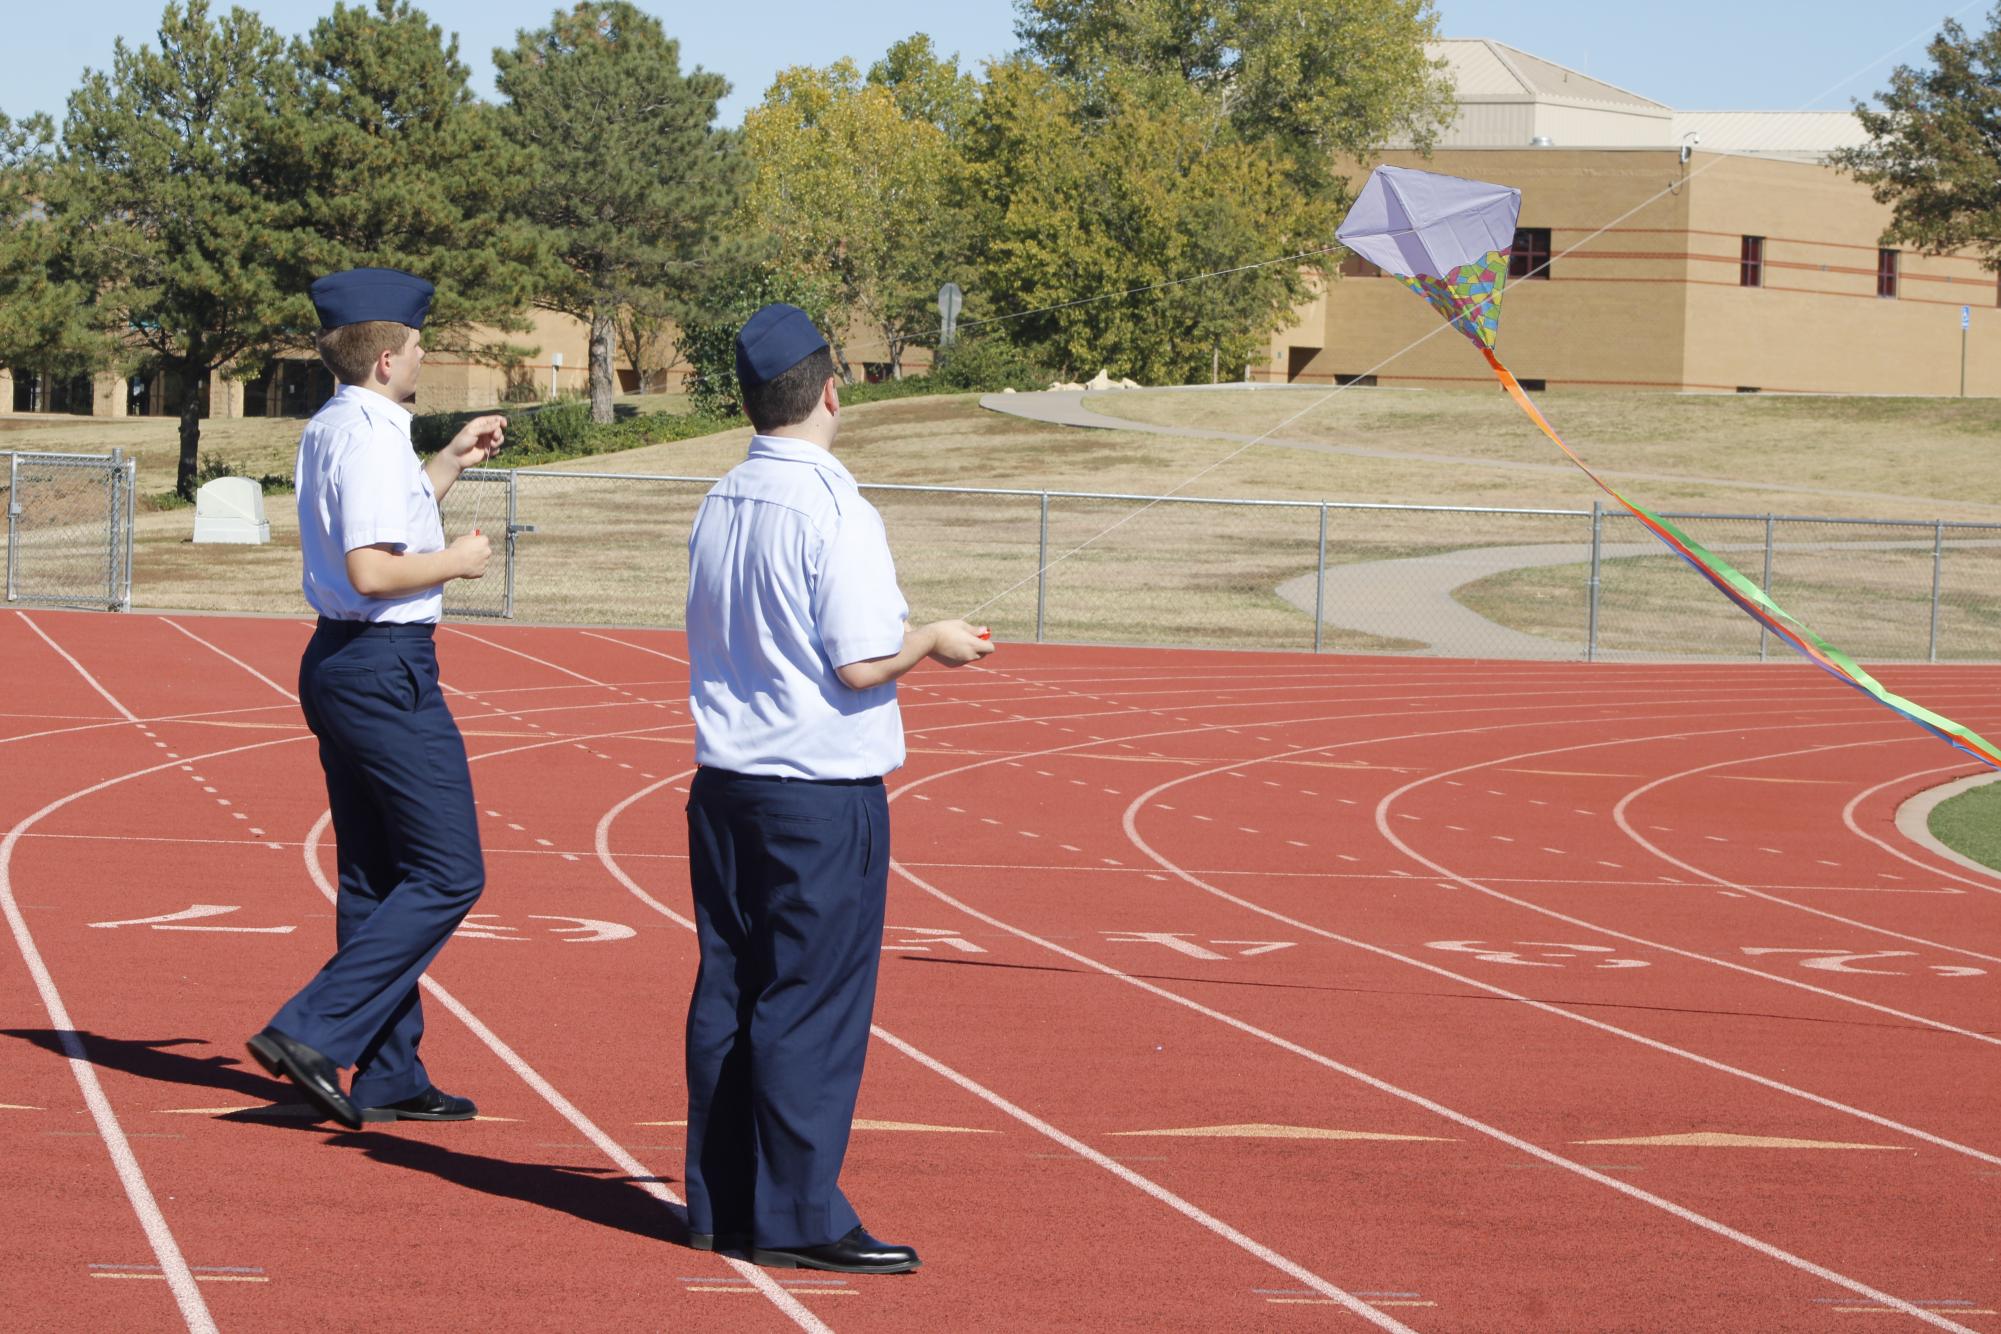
[1,608,1997,1332]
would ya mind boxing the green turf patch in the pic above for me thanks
[1928,778,2001,873]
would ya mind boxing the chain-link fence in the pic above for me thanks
[429,467,2000,662]
[3,450,135,612]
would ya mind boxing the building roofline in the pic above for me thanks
[1443,37,1670,111]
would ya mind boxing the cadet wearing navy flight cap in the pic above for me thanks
[247,267,508,1129]
[681,303,995,1273]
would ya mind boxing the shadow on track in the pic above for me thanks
[2,1028,281,1098]
[2,1027,693,1245]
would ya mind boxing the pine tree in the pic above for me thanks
[496,3,739,423]
[286,0,548,351]
[45,1,307,498]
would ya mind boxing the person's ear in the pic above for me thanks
[823,375,840,414]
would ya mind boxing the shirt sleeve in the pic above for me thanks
[329,434,412,553]
[813,499,910,668]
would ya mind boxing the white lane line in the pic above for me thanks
[149,623,817,1327]
[1611,741,2001,964]
[441,625,613,687]
[881,706,2001,1168]
[1844,766,2001,894]
[590,777,1411,1331]
[161,620,300,702]
[299,812,828,1333]
[581,630,690,666]
[1371,726,2001,1044]
[3,737,313,1333]
[887,858,1974,1332]
[19,613,140,722]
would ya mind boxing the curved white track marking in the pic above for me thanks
[1843,767,2001,894]
[1610,741,2001,963]
[297,815,829,1334]
[1369,732,2001,1046]
[440,626,611,686]
[580,630,689,665]
[591,782,1409,1329]
[162,618,300,701]
[0,700,306,750]
[892,706,2001,1163]
[2,735,307,1334]
[593,776,698,930]
[885,856,1975,1331]
[19,612,140,721]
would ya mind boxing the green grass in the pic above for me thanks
[1928,780,2001,873]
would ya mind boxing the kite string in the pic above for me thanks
[1477,346,2001,769]
[958,2,1985,626]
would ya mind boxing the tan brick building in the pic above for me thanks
[1267,40,1995,396]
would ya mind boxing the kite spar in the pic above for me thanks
[1335,165,2001,770]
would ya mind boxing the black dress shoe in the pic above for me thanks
[247,1027,361,1130]
[688,1231,751,1253]
[753,1226,920,1274]
[359,1086,477,1122]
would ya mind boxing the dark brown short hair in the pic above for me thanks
[742,346,835,433]
[315,321,414,385]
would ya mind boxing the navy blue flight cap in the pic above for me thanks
[311,267,434,331]
[735,303,829,389]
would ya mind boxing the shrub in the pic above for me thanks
[928,334,1052,392]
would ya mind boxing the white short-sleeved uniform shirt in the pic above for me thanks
[686,434,910,780]
[295,385,445,623]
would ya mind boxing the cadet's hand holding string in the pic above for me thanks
[926,619,995,667]
[425,413,508,499]
[833,619,993,689]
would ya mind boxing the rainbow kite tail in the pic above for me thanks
[1477,347,2001,772]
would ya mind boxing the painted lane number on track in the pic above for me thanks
[455,914,636,943]
[88,904,294,934]
[883,927,986,954]
[1740,947,1985,978]
[1425,940,1648,969]
[1101,931,1296,960]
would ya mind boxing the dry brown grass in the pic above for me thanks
[13,386,1998,657]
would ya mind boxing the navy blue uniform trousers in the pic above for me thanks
[683,767,890,1249]
[270,620,484,1107]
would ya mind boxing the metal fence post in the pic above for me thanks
[1586,501,1602,662]
[105,449,122,611]
[504,470,519,620]
[5,452,17,604]
[1758,514,1775,662]
[1313,502,1327,654]
[1928,519,1944,663]
[121,457,135,611]
[1035,490,1049,643]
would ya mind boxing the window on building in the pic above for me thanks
[1334,372,1378,387]
[1877,248,1899,299]
[1740,236,1764,288]
[1338,254,1382,278]
[1510,228,1552,280]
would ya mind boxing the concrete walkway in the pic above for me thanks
[1272,540,1663,659]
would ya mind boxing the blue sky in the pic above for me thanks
[0,1,1978,124]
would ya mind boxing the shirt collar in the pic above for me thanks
[747,433,854,484]
[335,383,415,436]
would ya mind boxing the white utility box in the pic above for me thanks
[192,476,270,545]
